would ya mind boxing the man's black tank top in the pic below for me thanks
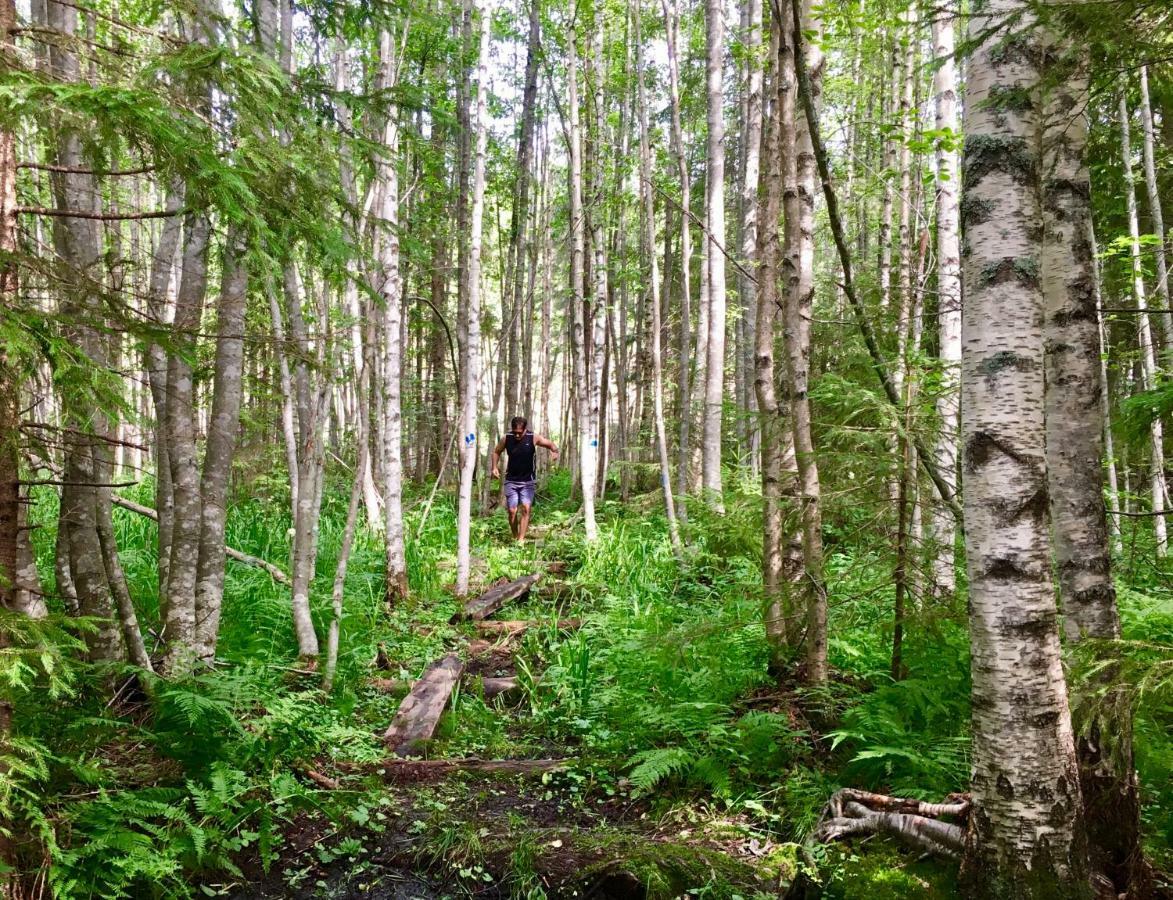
[504,432,536,482]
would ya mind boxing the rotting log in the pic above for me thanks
[451,573,542,623]
[112,495,290,585]
[382,654,464,756]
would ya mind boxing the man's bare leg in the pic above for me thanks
[508,506,519,540]
[517,504,532,543]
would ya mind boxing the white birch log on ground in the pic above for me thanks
[382,653,465,755]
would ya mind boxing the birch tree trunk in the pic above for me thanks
[567,16,598,538]
[456,0,490,594]
[635,0,682,559]
[662,0,692,517]
[1139,66,1172,351]
[959,3,1089,893]
[929,2,960,600]
[757,14,792,662]
[1119,93,1168,556]
[377,26,409,606]
[738,0,763,470]
[701,0,727,508]
[782,0,826,684]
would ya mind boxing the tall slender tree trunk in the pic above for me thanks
[1139,66,1172,352]
[567,16,598,539]
[1119,93,1168,556]
[757,14,791,664]
[929,2,960,599]
[47,0,123,664]
[738,0,763,471]
[958,3,1089,894]
[456,0,489,595]
[782,0,826,684]
[635,0,682,559]
[377,26,409,606]
[1090,223,1122,555]
[701,0,727,508]
[1044,38,1146,896]
[662,0,692,519]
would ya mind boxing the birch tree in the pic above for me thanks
[959,2,1088,892]
[929,0,960,599]
[1119,92,1167,556]
[456,0,490,594]
[700,0,726,507]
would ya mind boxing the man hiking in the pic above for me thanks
[491,417,559,544]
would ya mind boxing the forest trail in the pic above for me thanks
[233,530,798,899]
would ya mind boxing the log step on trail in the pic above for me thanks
[451,573,542,623]
[382,654,464,756]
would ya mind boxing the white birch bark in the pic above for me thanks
[701,0,727,507]
[662,0,693,515]
[930,2,960,598]
[635,0,682,558]
[1139,66,1172,351]
[456,0,490,594]
[567,15,598,538]
[377,26,409,605]
[782,0,826,684]
[959,3,1088,891]
[1119,93,1168,556]
[1040,43,1117,644]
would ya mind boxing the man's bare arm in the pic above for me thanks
[490,437,507,478]
[535,434,560,462]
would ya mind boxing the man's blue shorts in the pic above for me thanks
[504,480,536,510]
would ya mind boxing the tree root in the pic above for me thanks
[813,789,969,860]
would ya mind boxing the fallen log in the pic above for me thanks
[112,496,290,586]
[382,654,464,756]
[473,618,581,635]
[452,573,542,623]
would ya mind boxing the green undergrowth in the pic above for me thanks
[4,468,1171,896]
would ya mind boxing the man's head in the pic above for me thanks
[510,416,528,437]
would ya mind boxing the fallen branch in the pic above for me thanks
[300,767,340,790]
[813,789,968,861]
[111,495,291,585]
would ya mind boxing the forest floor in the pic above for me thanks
[24,475,1169,898]
[212,503,962,899]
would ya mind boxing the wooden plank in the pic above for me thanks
[382,654,464,756]
[451,573,542,623]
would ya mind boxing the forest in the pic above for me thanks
[1,0,1171,896]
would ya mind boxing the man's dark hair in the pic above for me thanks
[510,416,528,430]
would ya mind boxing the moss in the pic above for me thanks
[961,195,996,229]
[813,841,960,899]
[963,134,1035,192]
[986,84,1034,115]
